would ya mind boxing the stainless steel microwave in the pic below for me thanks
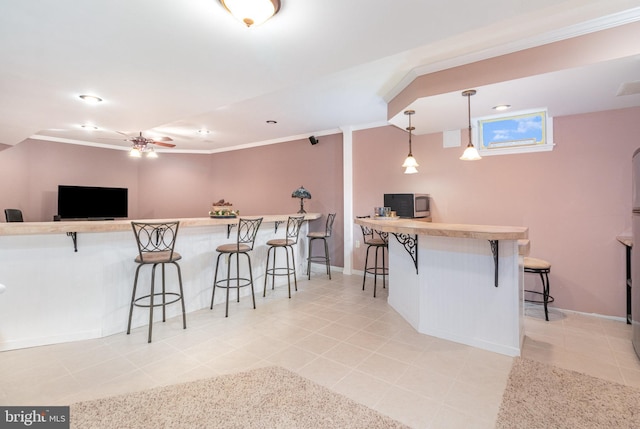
[383,193,430,218]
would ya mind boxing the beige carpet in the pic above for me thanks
[496,357,640,429]
[70,366,410,429]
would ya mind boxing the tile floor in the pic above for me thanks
[1,272,639,428]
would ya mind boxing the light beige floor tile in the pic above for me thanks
[331,369,394,408]
[376,339,426,365]
[344,330,388,351]
[396,365,456,400]
[202,348,264,374]
[443,379,503,422]
[264,345,319,371]
[71,356,140,389]
[374,385,440,429]
[316,322,358,341]
[293,332,341,355]
[356,352,411,384]
[322,342,374,367]
[431,405,494,429]
[297,356,352,388]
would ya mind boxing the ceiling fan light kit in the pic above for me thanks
[219,0,280,27]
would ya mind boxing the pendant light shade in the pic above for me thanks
[219,0,281,27]
[460,89,482,161]
[402,110,418,174]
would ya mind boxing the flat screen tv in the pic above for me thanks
[57,185,128,220]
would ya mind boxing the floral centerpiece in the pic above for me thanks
[209,199,239,217]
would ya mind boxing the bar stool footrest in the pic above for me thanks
[214,277,253,289]
[364,267,389,276]
[524,290,554,304]
[266,267,296,276]
[133,292,183,308]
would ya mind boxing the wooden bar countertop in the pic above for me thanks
[355,217,528,241]
[0,213,321,236]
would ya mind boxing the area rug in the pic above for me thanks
[496,357,640,429]
[70,366,410,429]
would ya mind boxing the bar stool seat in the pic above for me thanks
[128,221,186,343]
[307,213,336,280]
[524,256,554,321]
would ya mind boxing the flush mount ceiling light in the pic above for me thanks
[493,104,511,111]
[460,90,482,161]
[78,94,103,104]
[80,124,98,130]
[401,110,418,174]
[219,0,281,27]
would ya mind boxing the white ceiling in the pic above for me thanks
[1,0,640,154]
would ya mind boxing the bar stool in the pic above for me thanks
[4,209,23,222]
[210,217,263,317]
[128,221,186,343]
[357,216,388,297]
[264,215,305,298]
[524,256,554,321]
[307,213,336,280]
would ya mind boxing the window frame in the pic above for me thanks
[474,108,554,156]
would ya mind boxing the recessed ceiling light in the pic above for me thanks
[266,120,277,124]
[78,94,103,103]
[493,104,511,111]
[198,129,210,134]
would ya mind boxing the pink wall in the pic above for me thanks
[353,107,640,318]
[206,135,345,266]
[136,153,215,219]
[0,134,345,267]
[0,140,140,221]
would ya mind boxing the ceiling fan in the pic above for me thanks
[117,131,176,158]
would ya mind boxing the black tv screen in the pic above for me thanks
[57,185,128,220]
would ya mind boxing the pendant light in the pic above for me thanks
[460,89,481,161]
[402,110,418,174]
[219,0,281,27]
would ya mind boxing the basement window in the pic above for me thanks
[475,109,554,156]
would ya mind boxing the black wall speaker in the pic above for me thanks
[309,136,319,145]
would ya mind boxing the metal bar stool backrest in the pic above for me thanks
[132,222,180,262]
[356,215,388,244]
[285,215,306,244]
[236,218,263,249]
[324,213,336,237]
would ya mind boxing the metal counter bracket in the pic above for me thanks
[67,232,78,252]
[489,240,498,287]
[392,233,418,274]
[274,220,284,234]
[227,224,236,239]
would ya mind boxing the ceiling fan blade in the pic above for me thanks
[151,141,176,148]
[154,136,173,142]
